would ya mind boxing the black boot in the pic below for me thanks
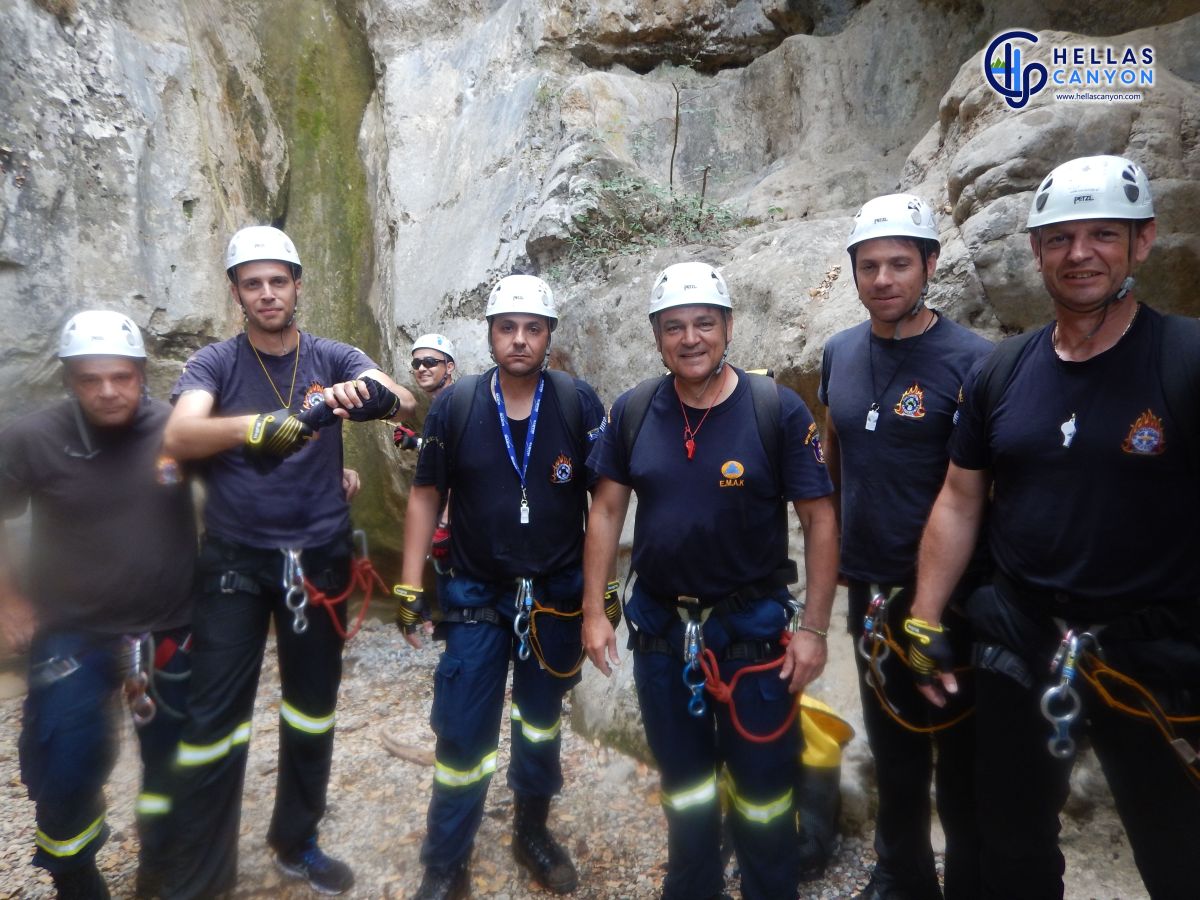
[796,765,842,881]
[412,861,470,900]
[512,793,578,894]
[52,863,111,900]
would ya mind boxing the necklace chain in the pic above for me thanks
[677,368,727,461]
[250,332,301,410]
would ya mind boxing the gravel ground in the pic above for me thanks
[0,617,1146,899]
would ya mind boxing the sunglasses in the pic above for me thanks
[411,356,447,370]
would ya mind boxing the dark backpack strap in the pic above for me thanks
[619,375,672,464]
[746,372,782,495]
[446,373,481,471]
[544,368,583,456]
[1159,314,1200,472]
[975,329,1041,428]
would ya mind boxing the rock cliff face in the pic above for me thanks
[2,0,1198,797]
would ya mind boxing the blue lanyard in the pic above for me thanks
[493,370,544,492]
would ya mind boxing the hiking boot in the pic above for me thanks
[275,837,355,895]
[413,862,470,900]
[512,793,578,894]
[52,863,111,900]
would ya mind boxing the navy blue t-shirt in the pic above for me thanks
[819,316,992,583]
[588,368,833,599]
[414,368,606,581]
[951,304,1199,601]
[171,332,377,548]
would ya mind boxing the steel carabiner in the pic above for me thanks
[514,578,534,661]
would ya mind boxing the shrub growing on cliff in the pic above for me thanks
[568,174,736,259]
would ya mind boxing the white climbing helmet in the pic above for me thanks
[485,275,558,330]
[412,333,455,361]
[58,310,146,360]
[225,225,303,279]
[846,194,939,252]
[648,262,731,318]
[1027,155,1154,229]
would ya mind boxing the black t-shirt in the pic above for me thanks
[414,368,606,581]
[588,369,833,598]
[819,316,992,582]
[171,332,376,548]
[0,399,195,634]
[952,304,1198,601]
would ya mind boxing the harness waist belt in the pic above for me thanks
[642,562,798,614]
[629,630,783,663]
[993,570,1195,626]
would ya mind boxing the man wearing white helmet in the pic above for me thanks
[394,333,457,453]
[820,194,991,900]
[908,155,1200,897]
[581,262,839,900]
[393,274,605,899]
[162,225,415,897]
[0,311,195,899]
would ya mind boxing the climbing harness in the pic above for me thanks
[282,548,309,634]
[121,632,157,727]
[858,584,974,734]
[300,530,387,641]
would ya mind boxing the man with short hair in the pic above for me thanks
[394,274,605,900]
[908,155,1200,898]
[0,310,195,899]
[582,261,839,900]
[162,225,415,897]
[820,194,991,900]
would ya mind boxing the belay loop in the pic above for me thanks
[122,632,156,727]
[1040,631,1085,759]
[282,548,309,635]
[513,578,534,661]
[682,619,707,717]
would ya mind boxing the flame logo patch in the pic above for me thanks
[550,453,574,483]
[894,383,927,419]
[1121,409,1165,456]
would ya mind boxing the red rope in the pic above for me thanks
[697,631,799,744]
[303,557,388,641]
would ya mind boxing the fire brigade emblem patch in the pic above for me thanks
[804,422,826,464]
[894,383,926,419]
[156,454,182,485]
[953,385,964,425]
[303,382,327,412]
[550,453,574,483]
[1121,409,1165,456]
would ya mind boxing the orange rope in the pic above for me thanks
[697,632,798,744]
[1076,650,1200,787]
[303,556,387,641]
[863,624,973,735]
[527,602,586,679]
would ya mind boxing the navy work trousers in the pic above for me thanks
[164,535,349,899]
[848,579,980,900]
[421,567,582,869]
[627,582,800,900]
[20,627,190,884]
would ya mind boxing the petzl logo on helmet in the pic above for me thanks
[984,30,1048,110]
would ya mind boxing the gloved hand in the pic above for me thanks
[604,580,622,628]
[347,376,402,422]
[903,616,955,685]
[394,423,421,451]
[393,583,425,634]
[298,377,403,430]
[431,523,451,560]
[243,409,314,472]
